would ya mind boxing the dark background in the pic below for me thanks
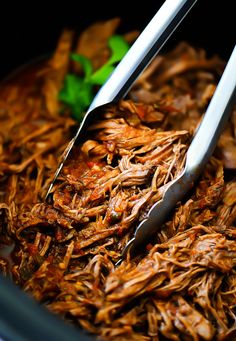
[0,0,234,79]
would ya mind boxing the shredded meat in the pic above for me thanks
[0,19,235,341]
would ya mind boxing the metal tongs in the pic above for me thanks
[46,0,236,259]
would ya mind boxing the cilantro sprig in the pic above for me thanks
[59,35,130,121]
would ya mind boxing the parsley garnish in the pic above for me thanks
[59,35,130,121]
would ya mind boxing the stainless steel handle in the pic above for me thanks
[89,0,197,112]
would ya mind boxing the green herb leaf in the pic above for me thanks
[107,35,130,65]
[71,82,93,120]
[59,74,83,104]
[90,35,129,85]
[70,53,93,80]
[59,35,130,121]
[89,64,114,85]
[59,74,93,120]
